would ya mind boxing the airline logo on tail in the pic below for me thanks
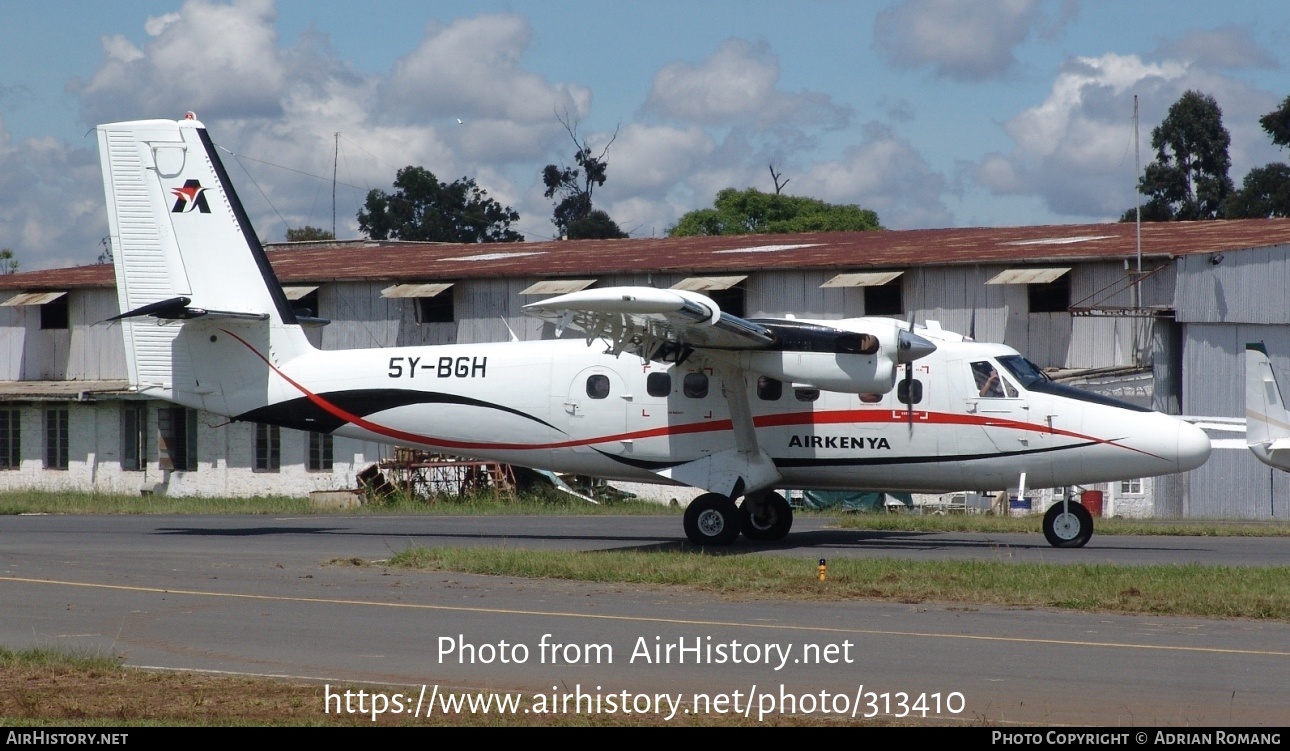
[170,179,210,213]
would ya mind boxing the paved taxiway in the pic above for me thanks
[1,514,1286,725]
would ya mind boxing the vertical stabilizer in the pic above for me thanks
[97,116,312,413]
[1244,343,1290,470]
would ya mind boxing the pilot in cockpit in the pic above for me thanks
[972,361,1009,398]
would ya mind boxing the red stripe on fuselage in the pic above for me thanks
[224,330,1164,459]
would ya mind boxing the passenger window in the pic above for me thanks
[757,376,782,401]
[897,379,923,405]
[586,374,610,399]
[683,373,708,399]
[646,372,671,397]
[794,387,820,402]
[859,393,882,403]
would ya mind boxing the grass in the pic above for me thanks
[833,512,1290,537]
[0,647,877,726]
[0,489,675,517]
[388,546,1290,620]
[4,490,1290,538]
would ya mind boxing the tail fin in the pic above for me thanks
[97,116,312,415]
[1244,343,1290,470]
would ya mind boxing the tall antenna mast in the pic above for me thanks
[1134,96,1141,283]
[332,132,339,239]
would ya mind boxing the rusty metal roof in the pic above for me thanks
[4,219,1290,290]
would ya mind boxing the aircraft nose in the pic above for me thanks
[1176,419,1211,472]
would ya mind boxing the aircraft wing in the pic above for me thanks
[522,286,775,360]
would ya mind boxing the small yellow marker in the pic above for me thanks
[818,558,827,582]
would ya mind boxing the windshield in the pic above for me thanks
[997,355,1048,389]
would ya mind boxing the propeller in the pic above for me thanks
[903,313,916,430]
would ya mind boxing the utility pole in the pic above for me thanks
[332,132,339,239]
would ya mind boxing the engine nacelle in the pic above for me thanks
[732,317,933,394]
[737,349,896,393]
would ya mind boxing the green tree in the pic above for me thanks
[542,115,626,239]
[0,248,17,274]
[1222,164,1290,219]
[285,226,335,242]
[358,166,522,243]
[1259,95,1290,150]
[566,209,628,240]
[668,188,882,237]
[1223,95,1290,219]
[1123,90,1233,221]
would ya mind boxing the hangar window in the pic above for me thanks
[0,408,19,469]
[255,423,281,472]
[757,376,782,401]
[683,373,709,399]
[41,297,70,330]
[1028,276,1070,313]
[44,407,68,470]
[586,374,611,399]
[897,379,923,405]
[121,404,147,471]
[159,407,198,471]
[864,280,903,316]
[308,432,333,472]
[646,372,671,397]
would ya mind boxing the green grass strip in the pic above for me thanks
[389,546,1290,620]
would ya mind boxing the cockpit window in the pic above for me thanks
[997,355,1048,389]
[971,360,1017,398]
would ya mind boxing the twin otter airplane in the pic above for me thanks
[97,117,1211,548]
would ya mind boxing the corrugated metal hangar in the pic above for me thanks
[2,218,1289,516]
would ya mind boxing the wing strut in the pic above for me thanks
[653,367,781,499]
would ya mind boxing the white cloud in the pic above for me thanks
[644,39,849,127]
[873,0,1041,81]
[971,49,1285,219]
[384,14,590,125]
[1154,25,1278,71]
[797,123,952,229]
[0,123,106,270]
[74,0,286,121]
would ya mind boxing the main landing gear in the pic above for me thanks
[683,491,793,546]
[1042,499,1094,548]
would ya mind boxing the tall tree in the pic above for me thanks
[0,248,16,274]
[542,114,626,239]
[285,226,335,242]
[1223,94,1290,219]
[668,188,882,237]
[1124,90,1233,221]
[358,167,522,243]
[1259,95,1290,149]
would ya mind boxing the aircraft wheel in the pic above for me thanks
[740,491,793,541]
[684,493,741,546]
[1043,500,1094,548]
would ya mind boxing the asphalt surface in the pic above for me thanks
[1,513,1287,726]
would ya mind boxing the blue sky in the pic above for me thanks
[2,0,1289,269]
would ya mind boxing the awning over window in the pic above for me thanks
[281,285,319,300]
[380,283,454,298]
[670,275,747,292]
[985,267,1070,285]
[820,271,904,288]
[519,279,597,295]
[1,291,67,306]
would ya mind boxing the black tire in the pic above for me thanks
[683,493,741,546]
[740,491,793,541]
[1043,500,1094,548]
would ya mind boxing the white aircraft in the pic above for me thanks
[96,117,1211,548]
[1244,344,1290,471]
